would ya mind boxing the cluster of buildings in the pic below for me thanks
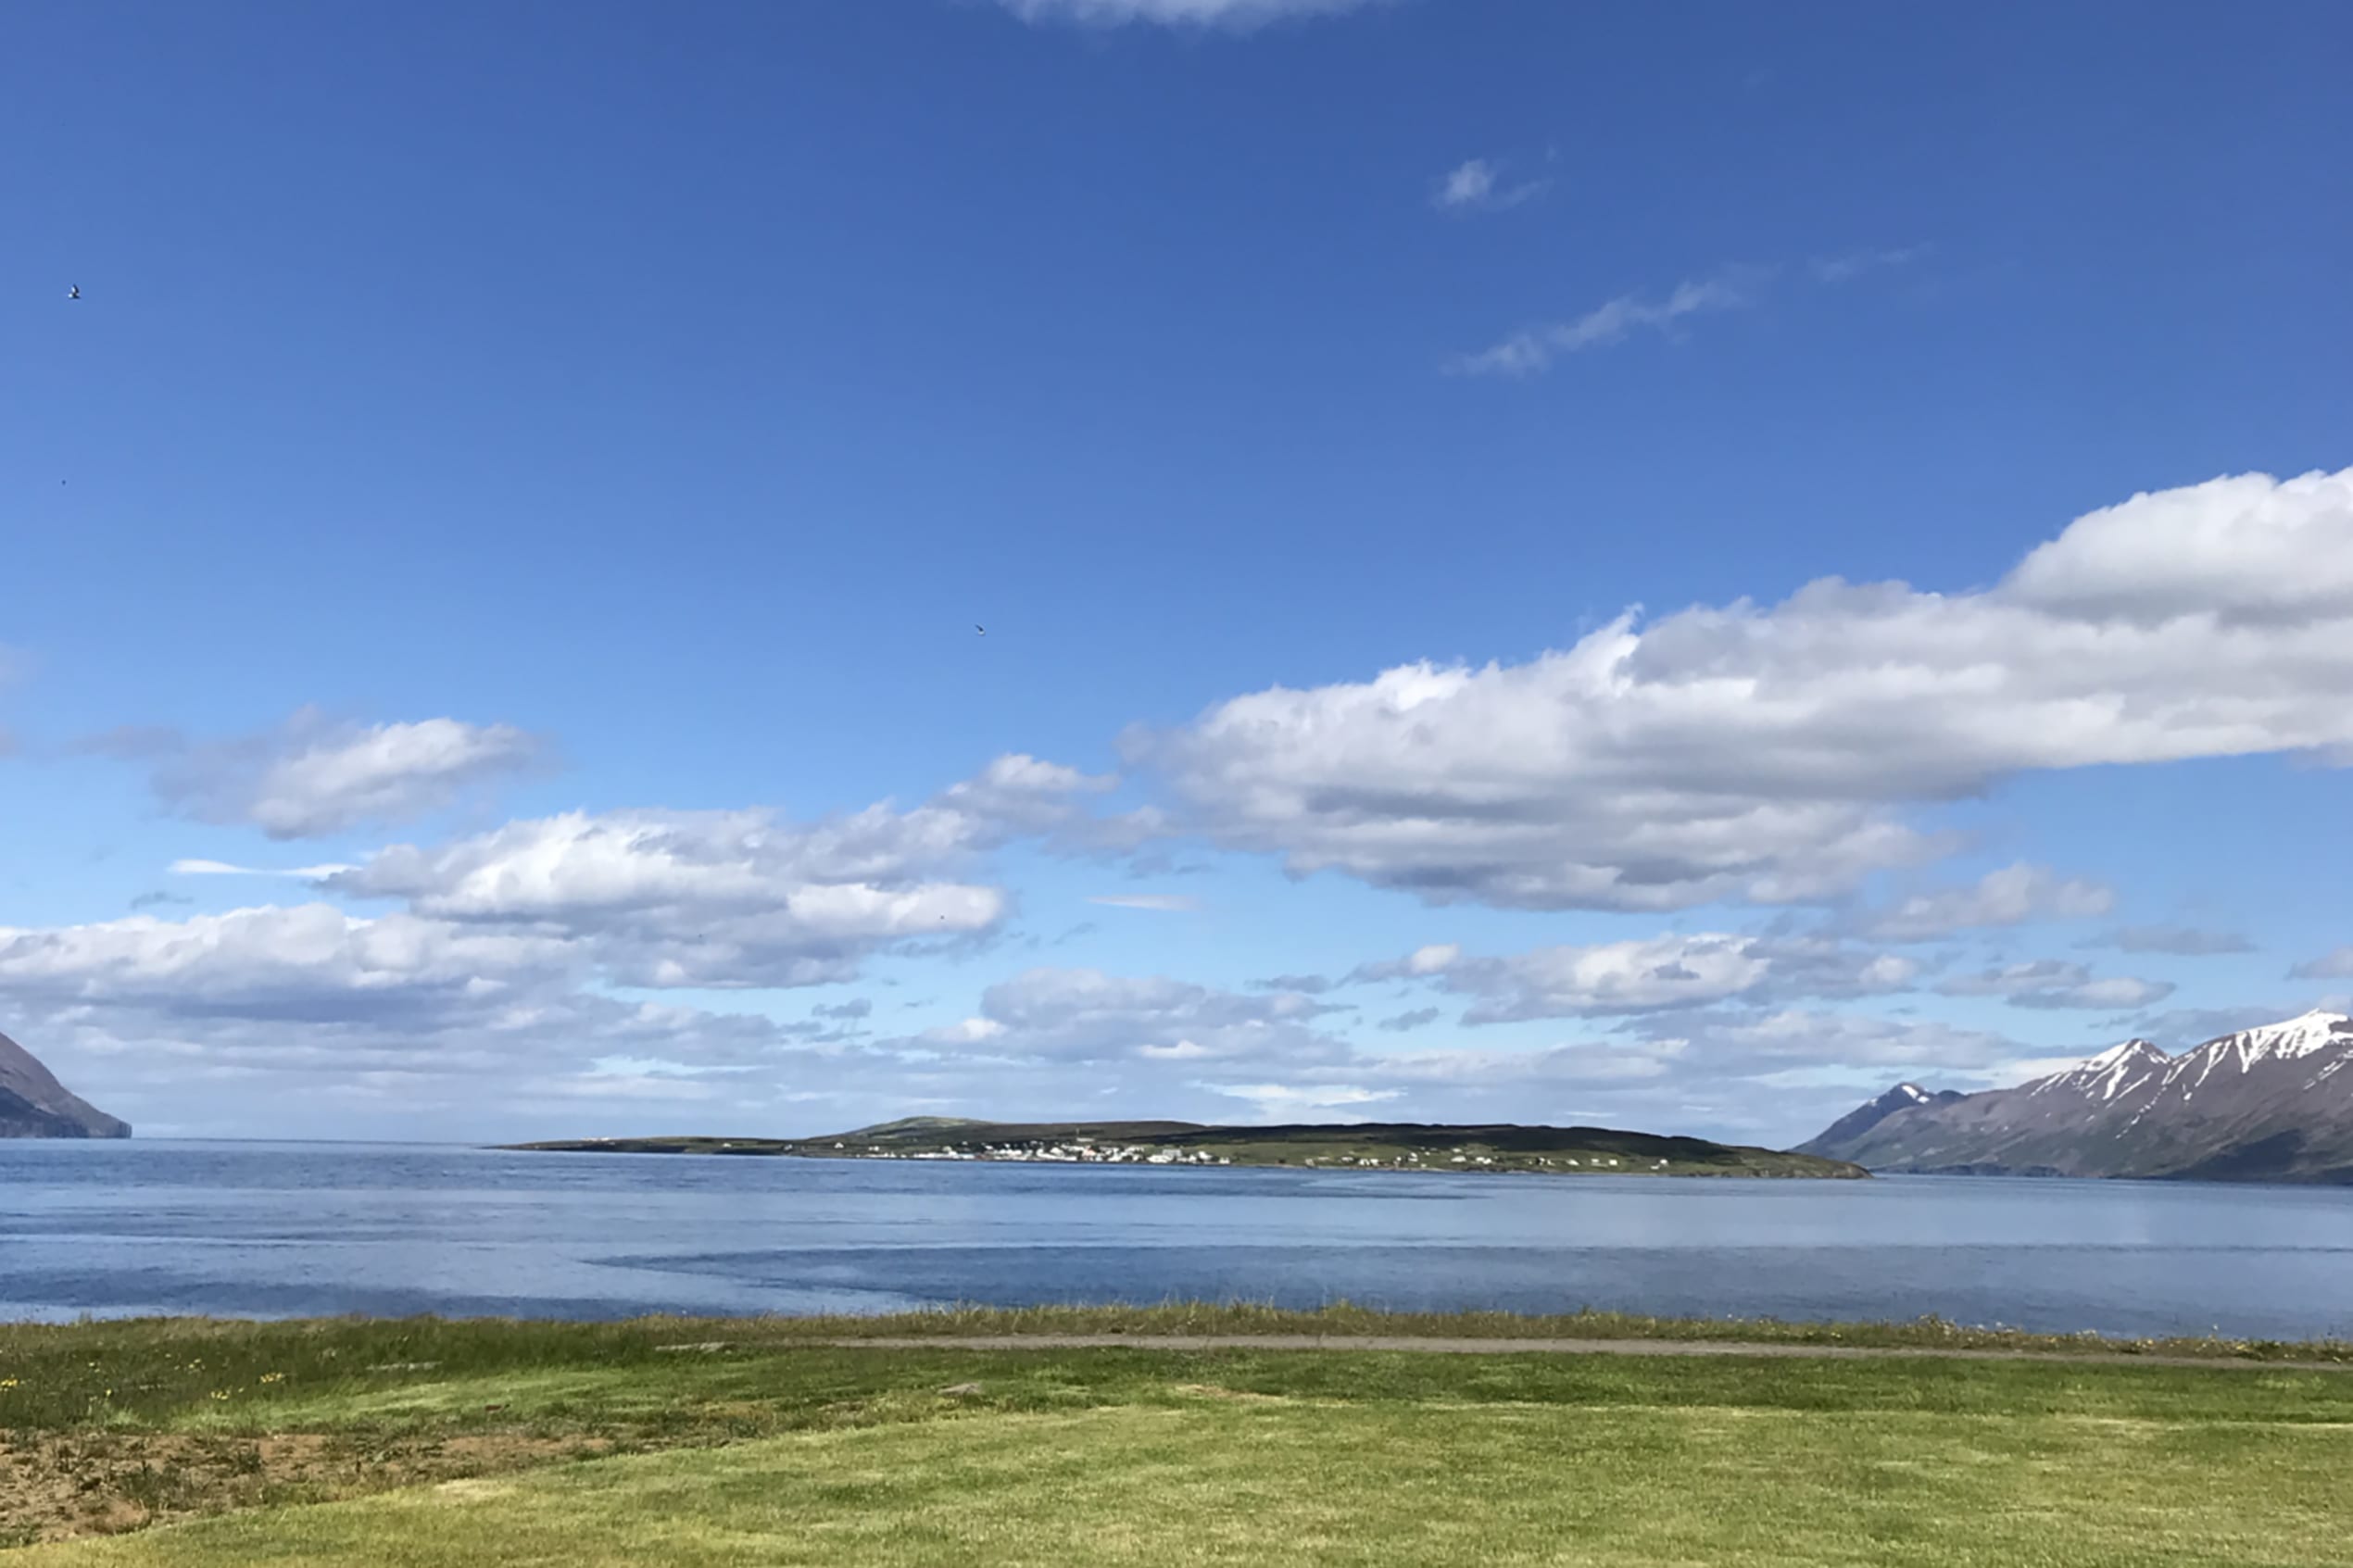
[876,1142,1230,1166]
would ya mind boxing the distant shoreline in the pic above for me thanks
[500,1118,1868,1180]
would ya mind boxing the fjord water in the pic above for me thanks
[6,1141,2353,1337]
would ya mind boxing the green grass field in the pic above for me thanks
[6,1310,2350,1563]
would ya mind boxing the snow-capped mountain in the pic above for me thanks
[1799,1010,2353,1182]
[1800,1082,1967,1155]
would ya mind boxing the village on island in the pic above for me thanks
[640,1135,1664,1172]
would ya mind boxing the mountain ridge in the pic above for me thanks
[1801,1010,2353,1183]
[0,1028,132,1139]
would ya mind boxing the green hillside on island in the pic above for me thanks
[508,1118,1864,1179]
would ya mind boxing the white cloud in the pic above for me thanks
[95,709,548,839]
[316,752,1118,988]
[2025,976,2175,1010]
[1936,960,2174,1011]
[2005,468,2353,627]
[1353,932,1916,1022]
[1088,894,1203,912]
[0,905,574,1021]
[1435,157,1496,208]
[1130,468,2353,913]
[0,753,1183,1138]
[1448,275,1753,377]
[2093,924,2255,957]
[171,859,356,879]
[931,967,1349,1065]
[0,897,979,1139]
[1455,247,1927,379]
[998,0,1380,27]
[1251,972,1335,994]
[1808,245,1925,283]
[1359,935,1764,1019]
[333,822,984,990]
[881,964,2032,1139]
[1197,1082,1399,1121]
[1861,863,2113,942]
[2290,947,2353,980]
[1627,1009,2030,1075]
[1433,157,1546,214]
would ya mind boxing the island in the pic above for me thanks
[506,1116,1866,1178]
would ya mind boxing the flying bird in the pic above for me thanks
[67,285,80,300]
[974,624,986,636]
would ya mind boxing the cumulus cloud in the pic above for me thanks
[1448,275,1754,377]
[1433,157,1546,214]
[1360,935,1766,1020]
[337,812,1000,989]
[897,964,1683,1121]
[0,904,580,1032]
[1624,1008,2030,1075]
[0,897,1030,1140]
[1860,863,2113,942]
[884,964,2044,1139]
[1352,932,1915,1022]
[997,0,1380,27]
[1936,960,2174,1011]
[92,709,548,838]
[2290,947,2353,980]
[323,755,1112,989]
[1376,1006,1441,1033]
[0,752,1193,1136]
[2014,977,2175,1010]
[922,968,1348,1067]
[1129,468,2353,914]
[2090,924,2255,957]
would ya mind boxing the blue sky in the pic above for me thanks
[3,0,2349,1143]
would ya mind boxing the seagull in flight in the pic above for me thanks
[974,624,987,636]
[67,285,81,300]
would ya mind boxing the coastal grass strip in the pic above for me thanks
[6,1301,2347,1433]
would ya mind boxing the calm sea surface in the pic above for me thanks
[6,1141,2353,1337]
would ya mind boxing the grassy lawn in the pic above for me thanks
[6,1311,2352,1562]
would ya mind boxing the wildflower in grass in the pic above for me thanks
[259,1372,285,1384]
